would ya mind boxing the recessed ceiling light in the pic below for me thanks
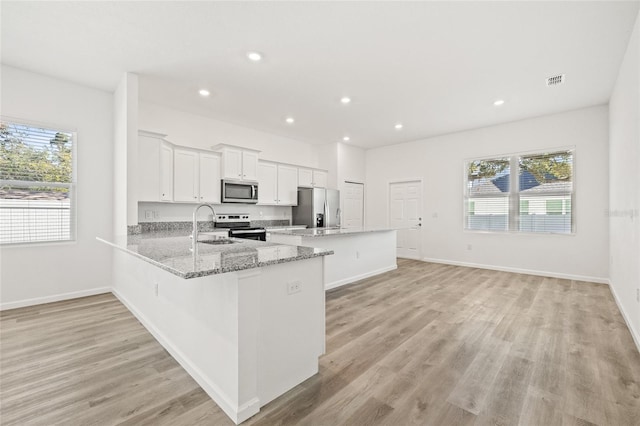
[343,136,350,142]
[247,51,262,62]
[340,97,351,104]
[494,99,505,106]
[394,123,403,130]
[285,117,295,124]
[199,89,210,97]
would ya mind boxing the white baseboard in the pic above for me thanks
[111,288,259,425]
[607,281,640,354]
[325,265,398,291]
[421,257,609,284]
[0,287,111,311]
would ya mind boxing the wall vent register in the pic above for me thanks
[546,74,565,86]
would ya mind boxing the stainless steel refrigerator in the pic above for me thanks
[293,188,341,228]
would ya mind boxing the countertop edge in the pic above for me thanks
[269,228,397,237]
[97,236,333,279]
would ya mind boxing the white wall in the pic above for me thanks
[0,66,114,309]
[609,9,640,347]
[113,73,139,231]
[366,105,610,282]
[336,142,366,224]
[337,142,366,185]
[139,101,319,167]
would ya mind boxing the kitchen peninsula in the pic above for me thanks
[99,232,332,424]
[269,227,397,290]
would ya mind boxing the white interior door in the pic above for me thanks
[389,181,422,259]
[342,182,364,229]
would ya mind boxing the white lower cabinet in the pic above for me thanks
[257,162,298,205]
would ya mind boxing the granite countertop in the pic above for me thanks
[98,230,333,279]
[269,227,396,237]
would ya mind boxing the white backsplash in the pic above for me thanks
[138,202,292,223]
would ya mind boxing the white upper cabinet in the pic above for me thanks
[223,148,243,180]
[199,153,221,203]
[257,162,298,205]
[213,145,260,181]
[160,145,174,201]
[174,149,221,204]
[297,167,328,188]
[312,170,328,188]
[138,129,220,204]
[257,162,278,204]
[174,148,199,202]
[298,168,313,188]
[138,131,173,202]
[277,164,298,205]
[242,150,259,181]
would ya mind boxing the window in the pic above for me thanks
[0,120,75,244]
[465,149,574,234]
[465,157,510,231]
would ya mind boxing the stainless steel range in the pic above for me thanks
[214,214,266,241]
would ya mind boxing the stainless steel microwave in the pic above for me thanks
[221,179,259,203]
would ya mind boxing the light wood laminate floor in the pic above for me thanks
[1,259,639,425]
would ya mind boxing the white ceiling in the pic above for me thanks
[2,1,639,148]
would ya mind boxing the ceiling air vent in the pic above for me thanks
[546,74,565,87]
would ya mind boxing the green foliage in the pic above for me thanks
[468,152,572,184]
[468,159,509,179]
[520,151,572,183]
[0,123,72,189]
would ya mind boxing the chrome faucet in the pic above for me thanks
[192,203,216,252]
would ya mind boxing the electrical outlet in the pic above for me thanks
[467,244,472,251]
[356,251,360,259]
[153,211,160,219]
[287,281,302,295]
[145,210,153,219]
[154,283,159,297]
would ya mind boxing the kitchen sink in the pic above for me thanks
[200,239,237,245]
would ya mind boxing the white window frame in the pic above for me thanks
[0,117,77,246]
[464,147,575,235]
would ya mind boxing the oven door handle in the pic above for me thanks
[251,185,256,200]
[231,229,265,234]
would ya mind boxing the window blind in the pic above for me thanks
[0,121,75,244]
[518,150,573,234]
[465,158,510,231]
[464,149,574,234]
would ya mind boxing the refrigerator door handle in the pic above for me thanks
[324,198,329,227]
